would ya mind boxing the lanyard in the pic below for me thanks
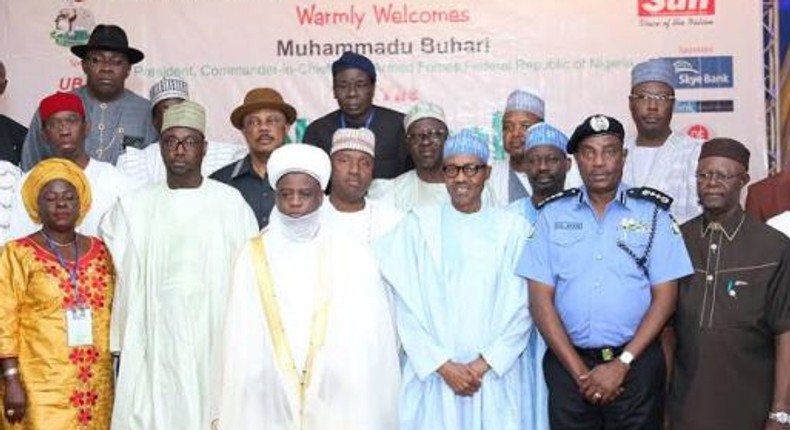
[339,107,376,129]
[42,231,81,308]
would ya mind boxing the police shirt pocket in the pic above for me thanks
[550,229,585,278]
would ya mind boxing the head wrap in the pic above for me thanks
[332,51,376,83]
[631,58,675,89]
[331,128,375,158]
[443,128,490,163]
[525,122,569,153]
[161,100,206,135]
[567,114,625,154]
[403,102,447,131]
[699,138,750,170]
[22,158,92,225]
[504,88,545,118]
[267,143,332,191]
[150,76,189,107]
[39,92,85,124]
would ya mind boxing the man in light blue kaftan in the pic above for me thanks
[376,128,532,430]
[506,122,571,430]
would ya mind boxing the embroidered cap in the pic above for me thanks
[331,128,375,158]
[150,76,189,107]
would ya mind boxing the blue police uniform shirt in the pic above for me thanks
[515,183,693,348]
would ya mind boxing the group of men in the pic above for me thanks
[0,22,789,430]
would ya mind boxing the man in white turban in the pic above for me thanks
[214,143,400,430]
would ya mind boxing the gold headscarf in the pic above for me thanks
[21,158,92,225]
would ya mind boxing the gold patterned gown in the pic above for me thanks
[0,237,114,430]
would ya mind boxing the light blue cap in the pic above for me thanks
[631,58,675,88]
[443,128,489,163]
[525,122,568,153]
[504,88,545,118]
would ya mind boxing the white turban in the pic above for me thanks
[267,143,331,191]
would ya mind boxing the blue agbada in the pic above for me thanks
[374,204,532,430]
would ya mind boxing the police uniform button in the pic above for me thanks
[705,275,714,282]
[710,243,718,252]
[595,254,603,260]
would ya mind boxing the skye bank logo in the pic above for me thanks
[666,56,733,89]
[638,0,715,17]
[50,1,96,47]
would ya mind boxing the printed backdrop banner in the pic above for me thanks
[0,0,768,179]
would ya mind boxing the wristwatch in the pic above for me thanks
[769,411,790,425]
[618,351,635,366]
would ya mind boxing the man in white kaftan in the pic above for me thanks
[321,128,402,244]
[100,101,258,430]
[215,143,400,430]
[8,92,136,240]
[375,129,532,430]
[624,58,702,223]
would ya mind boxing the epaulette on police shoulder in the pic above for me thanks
[536,188,580,210]
[626,187,673,211]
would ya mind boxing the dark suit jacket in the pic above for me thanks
[745,170,790,221]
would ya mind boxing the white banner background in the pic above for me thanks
[0,0,768,179]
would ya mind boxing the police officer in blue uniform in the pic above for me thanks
[516,114,693,430]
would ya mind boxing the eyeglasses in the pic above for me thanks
[162,135,204,151]
[407,129,447,143]
[442,163,487,178]
[333,81,372,94]
[629,93,676,104]
[44,114,83,130]
[695,171,743,183]
[243,115,286,129]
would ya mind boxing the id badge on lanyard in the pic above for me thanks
[44,232,94,347]
[67,306,93,347]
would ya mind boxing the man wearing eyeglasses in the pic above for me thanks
[0,60,27,166]
[21,25,158,171]
[100,101,258,430]
[375,128,531,430]
[624,58,702,224]
[117,77,247,186]
[8,92,135,239]
[668,138,790,430]
[211,88,297,228]
[303,51,410,179]
[517,114,693,430]
[369,102,495,212]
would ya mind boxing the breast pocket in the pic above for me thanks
[549,229,586,279]
[714,266,774,328]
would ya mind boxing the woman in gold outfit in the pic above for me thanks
[0,158,114,429]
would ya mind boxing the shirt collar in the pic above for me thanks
[577,182,631,210]
[701,207,746,242]
[230,155,269,180]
